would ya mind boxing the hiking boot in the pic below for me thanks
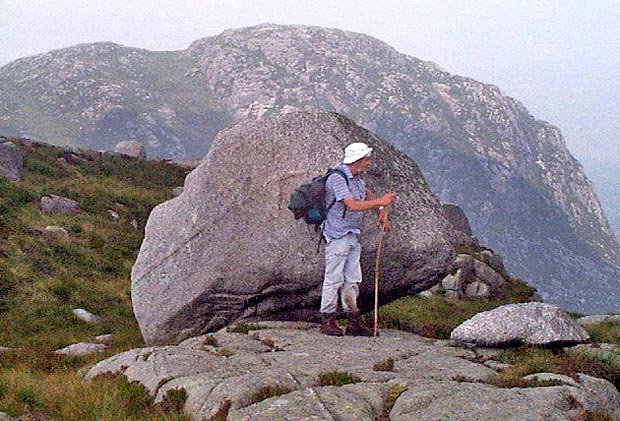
[320,314,344,336]
[345,310,374,337]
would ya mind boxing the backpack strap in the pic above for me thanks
[325,168,350,217]
[317,169,351,254]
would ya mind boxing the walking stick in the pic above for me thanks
[374,208,388,337]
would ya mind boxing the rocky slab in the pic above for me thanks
[86,325,619,420]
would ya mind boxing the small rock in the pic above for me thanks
[0,411,18,420]
[479,250,509,279]
[44,225,69,238]
[40,194,80,216]
[95,334,113,343]
[465,280,490,298]
[418,290,434,299]
[130,219,139,231]
[73,309,103,324]
[54,342,107,356]
[484,360,512,371]
[172,186,184,197]
[441,272,461,291]
[107,209,120,222]
[577,314,620,326]
[0,346,17,353]
[523,372,578,386]
[472,259,506,288]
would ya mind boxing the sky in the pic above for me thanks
[1,0,619,169]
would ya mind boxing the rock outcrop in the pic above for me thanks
[451,302,590,347]
[131,112,470,345]
[442,203,474,237]
[40,194,80,216]
[54,342,107,356]
[85,324,620,420]
[0,141,23,181]
[113,140,146,159]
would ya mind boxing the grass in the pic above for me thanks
[377,276,534,339]
[317,371,362,387]
[3,137,620,419]
[247,385,293,405]
[0,138,189,419]
[379,281,530,339]
[0,369,190,420]
[379,384,407,420]
[585,322,620,344]
[491,345,620,391]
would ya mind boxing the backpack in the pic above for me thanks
[288,168,349,231]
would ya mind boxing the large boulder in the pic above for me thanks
[451,302,590,347]
[131,112,468,345]
[0,141,24,181]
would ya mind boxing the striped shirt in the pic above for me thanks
[322,163,366,241]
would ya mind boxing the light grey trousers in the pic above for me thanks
[320,233,362,314]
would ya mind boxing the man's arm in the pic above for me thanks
[342,190,396,212]
[327,173,395,213]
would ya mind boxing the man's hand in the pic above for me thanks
[377,209,392,232]
[378,192,396,207]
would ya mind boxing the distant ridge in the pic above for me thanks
[1,24,618,313]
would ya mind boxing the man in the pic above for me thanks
[319,142,396,336]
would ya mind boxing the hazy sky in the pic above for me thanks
[1,0,619,167]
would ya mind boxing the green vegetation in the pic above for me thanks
[247,385,293,405]
[585,322,620,344]
[2,137,620,419]
[491,345,620,391]
[317,371,361,387]
[0,138,188,419]
[373,357,395,372]
[379,384,407,420]
[378,277,535,339]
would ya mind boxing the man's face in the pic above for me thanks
[358,155,372,172]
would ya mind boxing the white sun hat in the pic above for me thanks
[342,142,373,164]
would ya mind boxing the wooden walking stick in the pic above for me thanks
[374,208,388,337]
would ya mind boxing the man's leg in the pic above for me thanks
[341,235,373,336]
[319,236,350,336]
[340,234,362,311]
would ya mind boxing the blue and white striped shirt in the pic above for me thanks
[322,163,366,241]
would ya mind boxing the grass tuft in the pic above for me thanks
[159,388,188,413]
[379,384,407,420]
[248,385,292,405]
[317,371,361,387]
[373,358,395,372]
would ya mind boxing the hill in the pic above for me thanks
[0,24,618,313]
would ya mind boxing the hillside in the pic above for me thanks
[0,24,618,313]
[0,136,188,350]
[1,137,620,421]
